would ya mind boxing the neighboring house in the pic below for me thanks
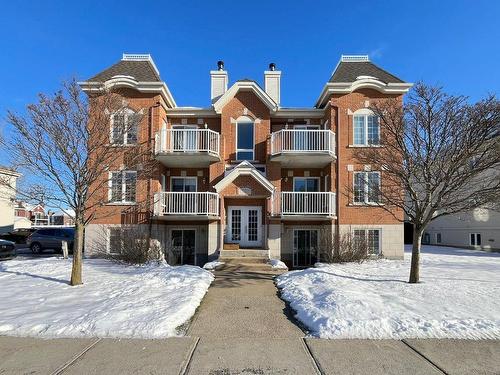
[51,209,75,226]
[0,167,21,234]
[80,54,412,267]
[425,207,500,251]
[14,201,49,228]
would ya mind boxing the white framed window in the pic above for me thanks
[109,171,137,203]
[236,117,254,161]
[353,111,380,146]
[171,177,197,192]
[353,171,381,204]
[353,228,381,255]
[110,108,139,145]
[293,177,320,192]
[107,227,122,254]
[470,233,481,246]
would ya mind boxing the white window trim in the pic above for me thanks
[110,108,138,146]
[352,111,380,147]
[292,177,321,192]
[107,227,122,254]
[108,170,137,204]
[170,176,198,192]
[235,119,255,161]
[352,171,381,205]
[169,228,197,266]
[470,233,481,246]
[292,229,320,267]
[352,228,382,256]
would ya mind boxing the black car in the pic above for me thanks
[0,228,36,244]
[0,239,16,260]
[26,228,75,254]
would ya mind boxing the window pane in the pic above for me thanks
[476,234,481,246]
[111,172,122,202]
[368,230,380,255]
[306,178,319,192]
[367,116,379,145]
[126,114,138,144]
[353,116,366,145]
[184,178,197,192]
[172,178,185,192]
[293,178,306,192]
[112,114,125,144]
[470,233,475,245]
[237,122,254,150]
[367,173,380,203]
[124,172,136,202]
[236,151,254,161]
[354,173,366,203]
[109,228,121,254]
[353,230,366,249]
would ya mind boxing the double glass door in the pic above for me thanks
[172,125,198,151]
[227,206,262,247]
[293,230,318,267]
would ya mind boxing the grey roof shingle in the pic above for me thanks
[330,61,405,84]
[87,60,161,82]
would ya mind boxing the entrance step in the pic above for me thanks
[223,243,239,250]
[220,256,269,265]
[220,249,268,258]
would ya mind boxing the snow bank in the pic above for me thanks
[276,245,500,339]
[269,259,288,270]
[203,261,225,270]
[0,257,214,339]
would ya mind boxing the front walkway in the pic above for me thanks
[1,264,499,374]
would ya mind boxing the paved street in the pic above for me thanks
[1,265,499,374]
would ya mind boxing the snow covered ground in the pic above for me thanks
[269,259,288,270]
[0,257,213,339]
[276,245,500,339]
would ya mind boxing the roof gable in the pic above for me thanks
[330,61,405,84]
[214,161,275,193]
[213,81,278,114]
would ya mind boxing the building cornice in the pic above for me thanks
[165,107,218,117]
[315,79,413,108]
[78,77,177,108]
[272,108,325,118]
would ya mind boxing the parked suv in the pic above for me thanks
[0,228,36,245]
[27,228,75,254]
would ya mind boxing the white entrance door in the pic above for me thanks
[227,206,262,247]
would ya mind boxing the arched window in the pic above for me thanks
[353,109,379,146]
[110,108,138,145]
[235,116,255,161]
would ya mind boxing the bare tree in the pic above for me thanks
[350,83,500,283]
[0,80,151,285]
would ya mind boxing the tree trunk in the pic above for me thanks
[70,220,84,286]
[409,225,423,283]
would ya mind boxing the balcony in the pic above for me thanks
[270,129,336,167]
[274,192,336,219]
[154,192,219,220]
[154,128,220,167]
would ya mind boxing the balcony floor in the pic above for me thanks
[155,152,220,167]
[154,214,220,221]
[270,152,336,167]
[278,214,337,221]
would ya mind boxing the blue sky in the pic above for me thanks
[0,0,499,115]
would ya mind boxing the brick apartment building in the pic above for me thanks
[80,54,412,267]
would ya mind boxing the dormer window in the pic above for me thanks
[111,108,138,145]
[353,109,379,146]
[236,116,254,161]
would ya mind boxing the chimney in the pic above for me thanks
[210,60,228,103]
[264,63,281,106]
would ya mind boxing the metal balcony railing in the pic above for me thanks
[154,128,220,156]
[154,192,219,216]
[270,129,335,156]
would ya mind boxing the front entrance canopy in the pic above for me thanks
[214,161,275,194]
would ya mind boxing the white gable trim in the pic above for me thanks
[79,78,177,108]
[315,80,413,108]
[213,81,278,114]
[214,161,275,193]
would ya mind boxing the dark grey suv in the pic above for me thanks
[27,228,75,254]
[0,239,16,260]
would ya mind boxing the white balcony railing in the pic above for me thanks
[277,192,336,216]
[271,129,336,155]
[154,192,219,216]
[154,128,220,156]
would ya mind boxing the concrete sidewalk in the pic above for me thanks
[1,265,499,374]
